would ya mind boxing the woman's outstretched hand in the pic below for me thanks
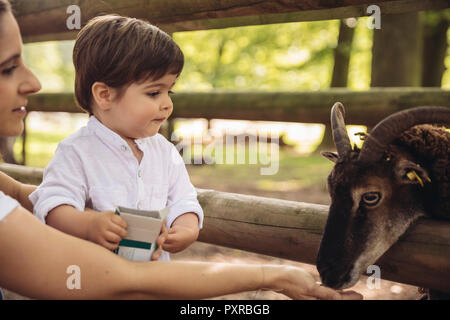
[263,265,363,300]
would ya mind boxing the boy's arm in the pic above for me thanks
[47,205,127,251]
[162,212,199,253]
[165,141,204,229]
[160,140,203,253]
[172,212,199,229]
[46,205,93,240]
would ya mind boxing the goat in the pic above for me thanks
[316,103,449,299]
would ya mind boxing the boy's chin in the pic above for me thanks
[138,130,160,139]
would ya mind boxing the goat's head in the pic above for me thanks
[316,103,449,289]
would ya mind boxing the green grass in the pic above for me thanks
[14,130,71,168]
[186,147,333,193]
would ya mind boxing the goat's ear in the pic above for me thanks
[395,160,431,187]
[321,151,338,163]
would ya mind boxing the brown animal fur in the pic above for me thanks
[395,124,449,219]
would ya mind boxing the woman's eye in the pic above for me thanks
[2,65,18,76]
[362,192,381,207]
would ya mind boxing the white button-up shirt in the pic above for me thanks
[29,116,203,261]
[0,191,19,221]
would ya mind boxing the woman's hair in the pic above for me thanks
[73,15,184,115]
[0,0,11,15]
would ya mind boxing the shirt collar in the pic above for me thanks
[87,116,152,152]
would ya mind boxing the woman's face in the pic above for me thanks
[0,11,41,136]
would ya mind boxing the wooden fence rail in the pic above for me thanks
[1,162,449,293]
[14,0,450,43]
[28,88,450,126]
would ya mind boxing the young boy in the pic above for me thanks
[29,15,203,261]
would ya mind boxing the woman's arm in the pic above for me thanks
[0,171,34,212]
[16,182,35,212]
[0,206,360,300]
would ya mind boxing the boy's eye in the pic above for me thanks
[147,91,175,97]
[2,65,18,76]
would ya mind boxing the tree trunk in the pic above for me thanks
[319,19,355,152]
[421,12,449,87]
[331,20,355,88]
[371,12,423,87]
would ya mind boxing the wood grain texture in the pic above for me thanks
[12,0,449,42]
[27,88,450,126]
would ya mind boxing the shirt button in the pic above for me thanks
[138,170,143,178]
[120,145,127,152]
[137,201,142,209]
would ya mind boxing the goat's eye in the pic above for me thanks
[362,192,381,207]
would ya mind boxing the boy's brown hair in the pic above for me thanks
[73,15,184,115]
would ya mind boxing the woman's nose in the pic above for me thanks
[19,65,41,96]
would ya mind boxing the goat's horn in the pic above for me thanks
[331,102,352,158]
[358,106,450,163]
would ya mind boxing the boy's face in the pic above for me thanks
[106,73,177,140]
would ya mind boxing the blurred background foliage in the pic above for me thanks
[10,12,450,175]
[22,13,450,93]
[22,17,384,93]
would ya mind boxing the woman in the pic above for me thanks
[0,0,361,300]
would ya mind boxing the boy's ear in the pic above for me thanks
[91,82,115,111]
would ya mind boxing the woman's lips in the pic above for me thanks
[12,106,26,115]
[153,117,166,122]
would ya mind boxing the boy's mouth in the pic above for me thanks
[153,117,166,122]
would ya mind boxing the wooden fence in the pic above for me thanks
[29,88,450,125]
[14,0,450,43]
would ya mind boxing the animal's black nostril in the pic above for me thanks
[316,262,331,276]
[319,270,341,289]
[318,265,353,290]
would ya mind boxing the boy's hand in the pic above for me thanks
[151,219,168,261]
[87,211,127,251]
[162,213,199,254]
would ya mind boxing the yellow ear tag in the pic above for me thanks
[406,171,424,187]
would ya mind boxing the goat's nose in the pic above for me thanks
[319,270,341,289]
[319,266,353,290]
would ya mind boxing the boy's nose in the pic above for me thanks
[19,65,42,96]
[160,95,173,111]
